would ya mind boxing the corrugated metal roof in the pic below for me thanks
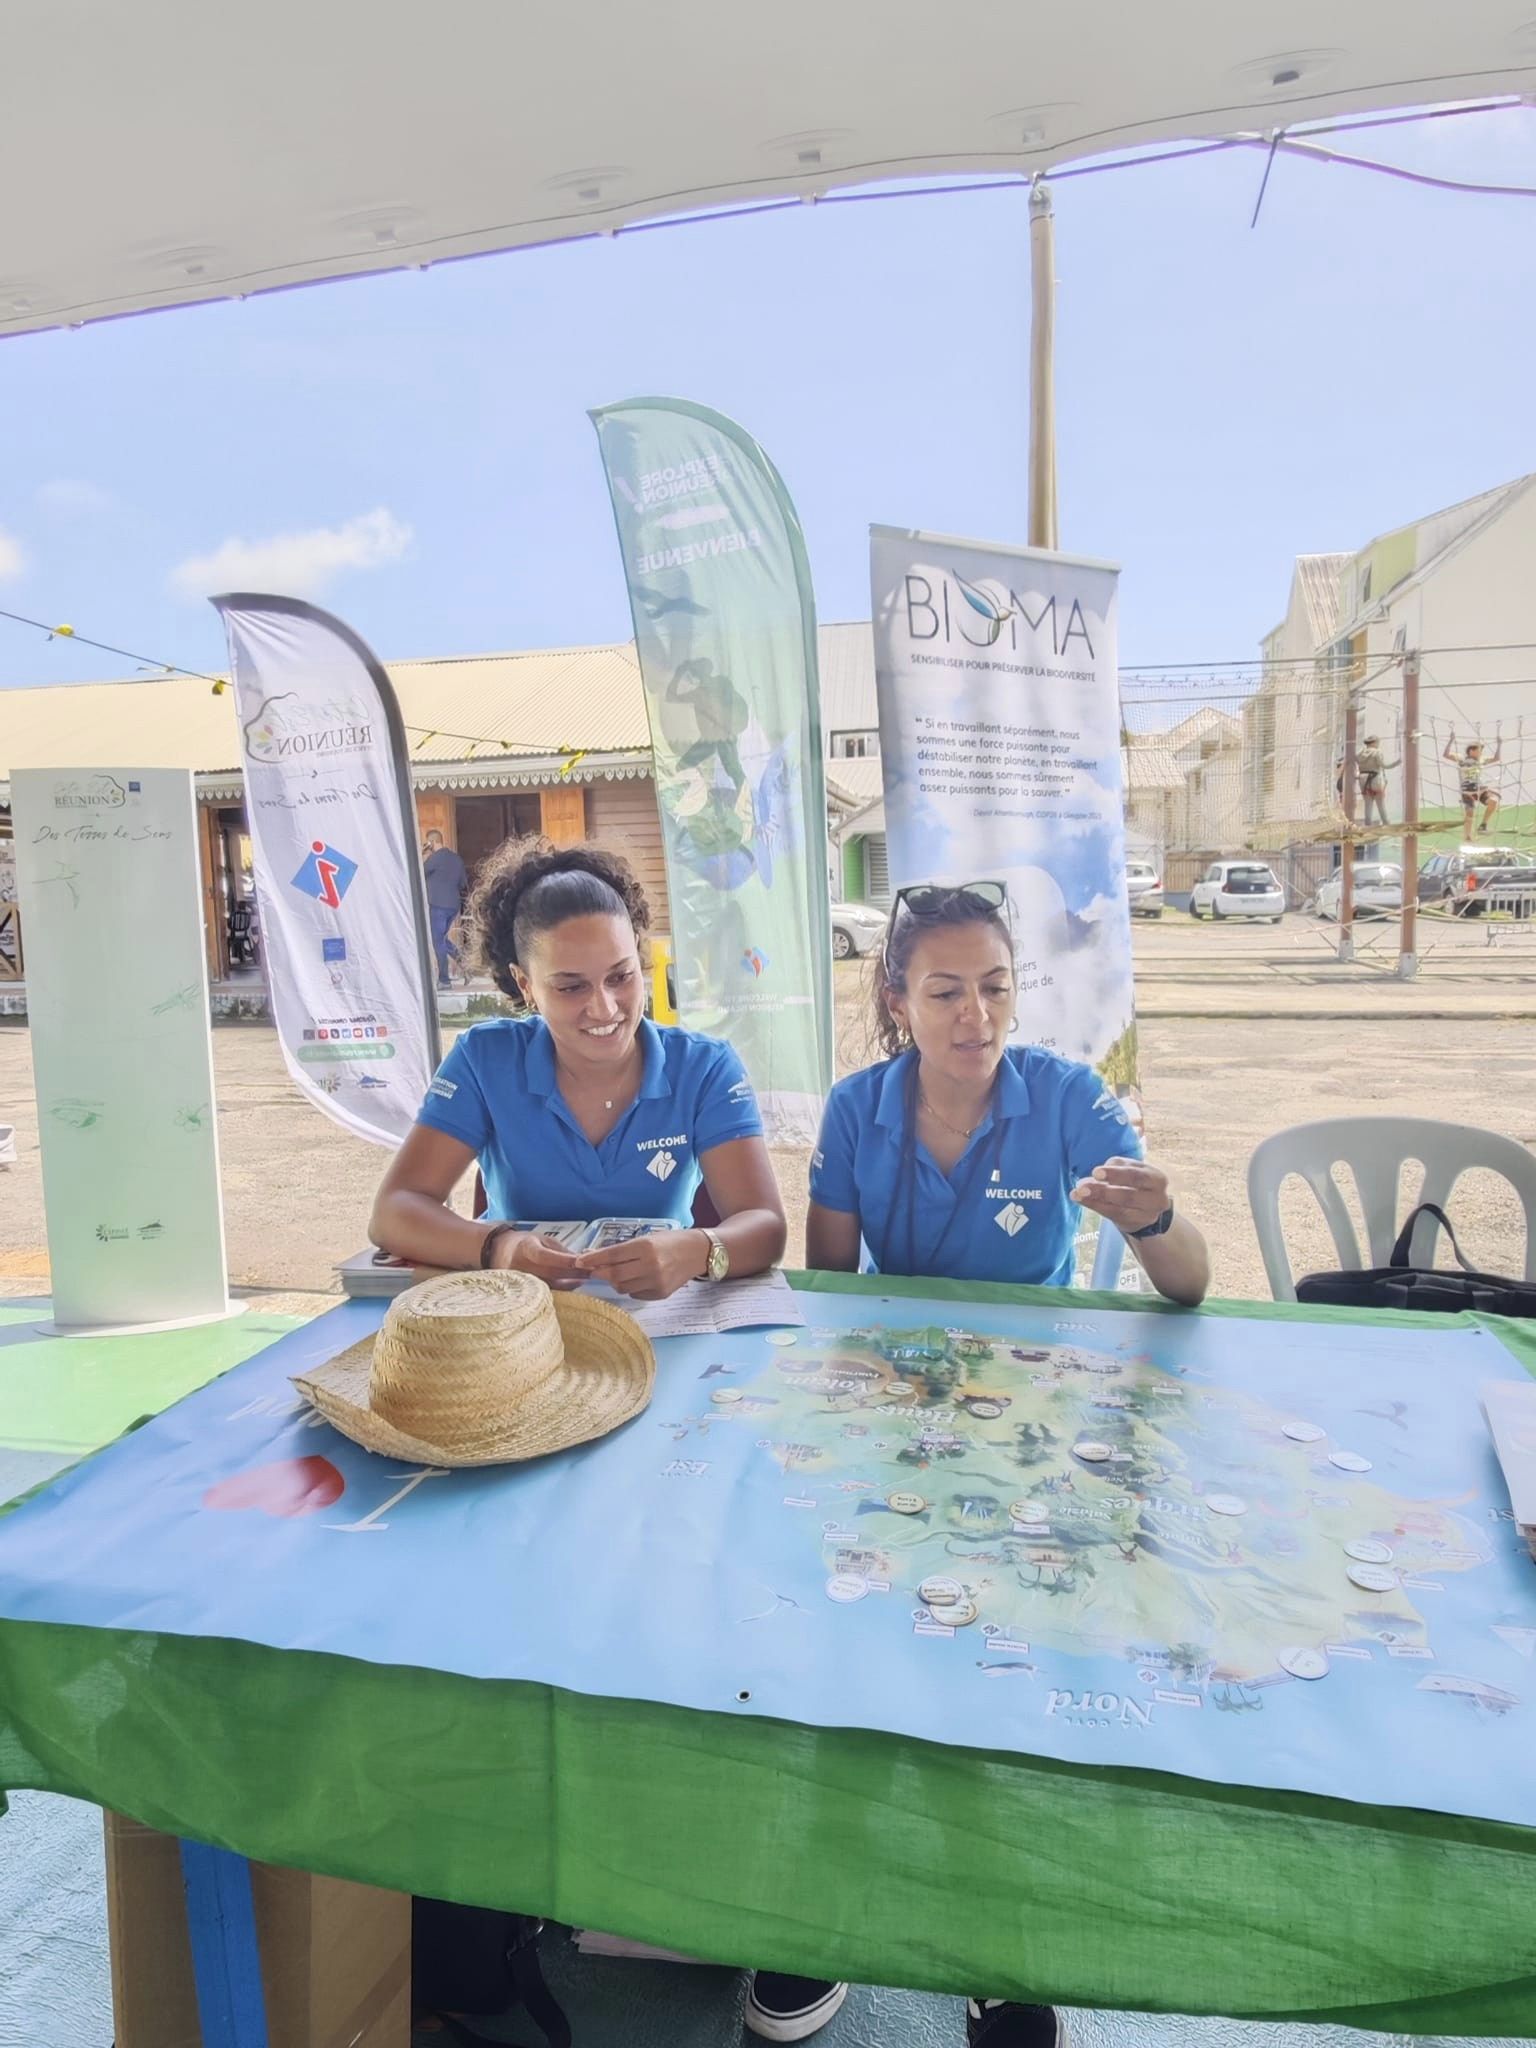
[0,641,650,779]
[826,756,883,807]
[1295,553,1350,649]
[1167,707,1240,748]
[1327,473,1536,644]
[0,624,885,781]
[1122,739,1181,790]
[818,622,878,737]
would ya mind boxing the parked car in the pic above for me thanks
[1188,859,1285,922]
[830,900,890,960]
[1313,862,1402,921]
[1418,847,1536,917]
[1125,860,1164,918]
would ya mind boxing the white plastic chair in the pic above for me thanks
[1247,1116,1536,1303]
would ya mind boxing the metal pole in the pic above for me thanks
[1339,696,1358,963]
[1398,650,1420,980]
[1028,179,1059,552]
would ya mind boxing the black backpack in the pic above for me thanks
[412,1900,572,2048]
[1296,1202,1536,1318]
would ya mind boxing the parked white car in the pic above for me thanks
[1313,862,1401,921]
[830,900,889,960]
[1125,860,1164,918]
[1188,860,1286,922]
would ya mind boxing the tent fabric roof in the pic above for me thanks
[3,4,1531,340]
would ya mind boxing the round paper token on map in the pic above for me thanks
[1344,1539,1394,1565]
[1347,1562,1398,1593]
[886,1491,927,1516]
[710,1388,743,1405]
[1282,1421,1326,1443]
[1073,1441,1113,1463]
[944,1598,980,1628]
[1206,1494,1248,1517]
[1330,1451,1372,1473]
[1009,1499,1049,1524]
[1278,1646,1330,1681]
[885,1381,917,1399]
[826,1574,869,1604]
[919,1575,963,1609]
[765,1331,799,1347]
[967,1399,1005,1420]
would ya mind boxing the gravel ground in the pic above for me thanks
[2,953,1532,1309]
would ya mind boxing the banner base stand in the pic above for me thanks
[37,1300,248,1340]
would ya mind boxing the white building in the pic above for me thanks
[1245,477,1536,847]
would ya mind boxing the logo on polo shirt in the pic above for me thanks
[428,1077,457,1100]
[994,1202,1030,1237]
[647,1150,679,1182]
[1093,1087,1134,1129]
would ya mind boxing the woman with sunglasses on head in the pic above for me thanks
[809,879,1207,1303]
[785,883,1209,2048]
[370,839,785,1299]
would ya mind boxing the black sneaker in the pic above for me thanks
[966,2002,1067,2048]
[744,1974,849,2041]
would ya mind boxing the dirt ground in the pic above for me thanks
[3,935,1533,1309]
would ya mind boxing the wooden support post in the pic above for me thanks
[1399,650,1420,980]
[1339,697,1358,963]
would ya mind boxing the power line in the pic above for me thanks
[1121,643,1536,671]
[0,604,228,691]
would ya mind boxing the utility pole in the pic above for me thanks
[1339,696,1358,963]
[1398,650,1421,980]
[1028,179,1058,551]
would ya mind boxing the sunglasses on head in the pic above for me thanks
[891,879,1009,920]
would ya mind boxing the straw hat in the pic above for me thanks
[292,1269,655,1467]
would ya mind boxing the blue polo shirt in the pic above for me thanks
[809,1045,1143,1286]
[415,1017,762,1224]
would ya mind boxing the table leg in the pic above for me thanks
[178,1840,271,2047]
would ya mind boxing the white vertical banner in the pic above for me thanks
[214,595,440,1148]
[13,766,235,1331]
[870,527,1135,1079]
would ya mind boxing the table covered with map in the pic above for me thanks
[2,1273,1535,2031]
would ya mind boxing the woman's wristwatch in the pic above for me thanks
[699,1227,730,1281]
[1128,1204,1175,1241]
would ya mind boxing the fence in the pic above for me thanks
[1120,651,1536,966]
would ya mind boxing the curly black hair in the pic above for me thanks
[464,837,652,1001]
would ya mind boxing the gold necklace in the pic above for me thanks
[918,1087,987,1141]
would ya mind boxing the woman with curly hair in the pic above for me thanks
[370,838,785,1300]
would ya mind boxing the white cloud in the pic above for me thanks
[0,530,25,580]
[169,507,412,599]
[37,478,112,516]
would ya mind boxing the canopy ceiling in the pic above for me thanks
[3,2,1533,340]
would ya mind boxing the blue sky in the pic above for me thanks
[0,106,1531,690]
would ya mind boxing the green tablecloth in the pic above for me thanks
[2,1278,1534,2034]
[0,1300,300,1455]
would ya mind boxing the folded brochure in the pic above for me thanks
[1481,1378,1536,1553]
[335,1220,808,1336]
